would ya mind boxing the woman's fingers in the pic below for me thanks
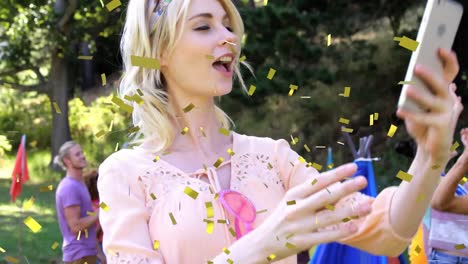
[287,163,357,199]
[311,200,372,230]
[396,108,444,127]
[414,65,448,98]
[438,48,460,82]
[405,85,444,112]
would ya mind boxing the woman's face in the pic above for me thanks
[161,0,239,99]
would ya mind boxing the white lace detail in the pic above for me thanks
[108,251,151,264]
[231,153,284,191]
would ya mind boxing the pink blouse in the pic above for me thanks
[97,131,412,263]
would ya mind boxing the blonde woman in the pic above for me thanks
[97,0,462,263]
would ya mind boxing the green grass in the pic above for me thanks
[0,151,63,264]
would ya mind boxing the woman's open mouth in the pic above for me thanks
[212,54,234,77]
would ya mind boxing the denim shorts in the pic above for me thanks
[429,250,468,264]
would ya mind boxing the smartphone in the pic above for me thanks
[397,0,463,112]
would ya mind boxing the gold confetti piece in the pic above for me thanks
[304,144,311,152]
[78,56,93,60]
[95,130,106,138]
[267,68,276,80]
[325,204,335,211]
[339,118,350,125]
[264,0,268,5]
[208,261,214,264]
[0,247,5,253]
[256,209,268,214]
[342,217,351,223]
[153,240,160,250]
[24,216,42,233]
[328,163,334,169]
[184,186,199,200]
[50,242,59,250]
[86,211,96,216]
[267,163,273,170]
[101,73,106,86]
[4,256,19,263]
[199,127,207,137]
[398,81,416,85]
[227,148,235,156]
[290,135,299,145]
[370,115,374,126]
[77,230,82,240]
[169,212,177,225]
[455,244,466,250]
[339,86,351,97]
[183,103,195,113]
[396,170,413,182]
[267,254,276,261]
[106,0,122,12]
[205,202,214,218]
[416,193,425,202]
[374,113,379,120]
[288,84,299,96]
[108,119,114,132]
[219,127,230,136]
[316,146,326,149]
[460,177,468,185]
[387,124,398,137]
[85,228,89,238]
[181,127,189,135]
[228,227,237,237]
[136,89,144,96]
[312,163,323,171]
[206,220,214,234]
[239,55,246,62]
[213,157,224,168]
[147,193,156,201]
[206,55,215,60]
[248,85,256,96]
[153,156,160,162]
[450,141,460,152]
[341,127,353,133]
[311,179,318,185]
[286,200,296,206]
[337,141,345,145]
[393,36,419,52]
[111,97,134,113]
[431,164,441,170]
[414,245,421,255]
[223,247,230,254]
[298,156,306,163]
[204,164,209,172]
[217,219,227,224]
[285,242,296,250]
[227,259,234,264]
[53,102,62,114]
[22,196,35,210]
[99,202,110,212]
[127,126,140,134]
[131,55,160,70]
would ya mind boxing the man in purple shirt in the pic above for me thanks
[54,141,106,264]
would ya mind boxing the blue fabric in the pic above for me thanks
[310,160,407,264]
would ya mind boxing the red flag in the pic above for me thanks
[10,134,29,202]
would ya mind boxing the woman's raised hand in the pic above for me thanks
[255,163,372,260]
[397,48,461,164]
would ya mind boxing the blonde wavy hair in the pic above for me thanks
[120,0,251,153]
[53,141,78,170]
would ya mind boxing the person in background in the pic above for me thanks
[84,170,106,264]
[54,141,106,264]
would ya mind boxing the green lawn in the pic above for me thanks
[0,151,63,264]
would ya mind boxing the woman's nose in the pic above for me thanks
[218,28,238,47]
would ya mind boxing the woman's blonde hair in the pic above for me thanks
[53,141,78,170]
[120,0,251,153]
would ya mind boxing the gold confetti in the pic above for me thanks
[111,97,134,113]
[206,220,214,234]
[127,126,140,134]
[290,135,299,145]
[431,164,441,170]
[86,211,96,216]
[328,163,334,169]
[4,256,19,263]
[341,127,353,133]
[267,254,276,261]
[206,55,215,60]
[228,227,237,237]
[24,216,42,233]
[304,144,311,152]
[370,115,374,126]
[316,146,326,149]
[415,245,421,255]
[181,127,189,135]
[256,209,268,214]
[285,242,296,250]
[298,156,306,163]
[312,163,323,171]
[183,103,195,113]
[22,196,35,210]
[337,141,345,145]
[95,130,106,138]
[206,202,214,218]
[342,217,351,223]
[150,193,157,200]
[153,156,160,162]
[184,186,199,200]
[78,56,93,60]
[227,259,234,264]
[53,102,62,114]
[51,242,59,250]
[223,247,231,254]
[169,212,177,225]
[393,36,419,52]
[131,55,160,69]
[327,34,332,46]
[455,244,466,250]
[311,179,318,185]
[416,193,425,202]
[136,89,144,96]
[227,148,235,156]
[199,127,207,137]
[398,81,416,85]
[217,219,227,224]
[396,170,413,182]
[387,124,398,137]
[153,240,160,250]
[213,157,224,168]
[106,0,121,12]
[77,230,82,240]
[0,247,5,253]
[374,113,379,120]
[288,84,299,96]
[101,73,106,86]
[114,142,119,152]
[339,87,351,97]
[267,68,276,80]
[460,177,468,185]
[248,85,256,96]
[450,141,460,152]
[99,202,110,212]
[85,229,88,238]
[239,55,247,62]
[325,204,335,211]
[339,118,350,125]
[219,127,230,136]
[286,200,296,206]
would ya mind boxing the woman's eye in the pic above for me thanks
[195,25,210,31]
